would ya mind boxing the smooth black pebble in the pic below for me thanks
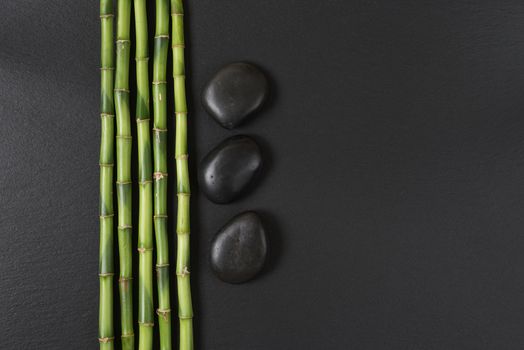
[210,211,268,283]
[202,62,269,129]
[199,135,262,204]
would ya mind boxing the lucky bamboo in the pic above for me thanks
[99,0,115,349]
[114,0,134,348]
[152,0,172,349]
[134,0,154,349]
[172,1,194,349]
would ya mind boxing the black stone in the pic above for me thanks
[210,211,268,284]
[202,62,269,129]
[199,135,262,204]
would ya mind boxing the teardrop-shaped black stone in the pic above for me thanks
[210,211,268,284]
[198,135,262,204]
[202,62,269,129]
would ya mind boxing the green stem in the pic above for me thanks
[153,0,172,349]
[99,0,115,349]
[134,0,154,349]
[171,1,193,349]
[115,0,134,349]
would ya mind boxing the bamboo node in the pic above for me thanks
[114,88,130,93]
[98,272,114,277]
[98,337,115,343]
[177,230,190,235]
[179,314,193,320]
[100,113,115,118]
[177,266,191,277]
[118,225,132,230]
[99,163,114,167]
[99,214,114,218]
[172,44,185,48]
[136,118,150,123]
[157,309,171,320]
[175,153,189,160]
[155,34,170,39]
[138,180,152,185]
[153,127,167,133]
[137,247,153,253]
[121,333,134,338]
[99,14,114,18]
[119,277,133,282]
[116,181,132,185]
[175,111,187,116]
[116,135,132,140]
[177,192,191,197]
[156,263,170,268]
[138,322,155,327]
[116,39,131,43]
[154,214,168,219]
[152,80,167,85]
[100,67,115,71]
[171,12,184,16]
[153,172,168,180]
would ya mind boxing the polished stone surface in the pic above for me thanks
[202,62,269,129]
[210,211,267,283]
[199,135,262,204]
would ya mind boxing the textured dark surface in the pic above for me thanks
[210,212,267,283]
[199,135,262,204]
[2,0,524,349]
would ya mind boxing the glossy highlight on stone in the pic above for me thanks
[198,135,262,204]
[210,211,268,284]
[202,62,269,129]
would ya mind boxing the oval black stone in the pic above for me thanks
[210,211,268,284]
[198,135,262,204]
[202,62,269,129]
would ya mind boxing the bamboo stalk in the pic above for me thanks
[114,0,134,348]
[171,1,194,349]
[99,0,115,349]
[153,0,172,349]
[134,0,154,349]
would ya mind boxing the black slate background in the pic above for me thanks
[2,1,524,349]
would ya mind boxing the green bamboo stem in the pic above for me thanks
[153,0,172,349]
[134,0,154,349]
[171,1,193,349]
[99,0,115,349]
[114,0,134,348]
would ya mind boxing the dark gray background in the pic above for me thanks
[2,0,524,349]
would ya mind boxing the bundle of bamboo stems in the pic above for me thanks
[98,1,193,349]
